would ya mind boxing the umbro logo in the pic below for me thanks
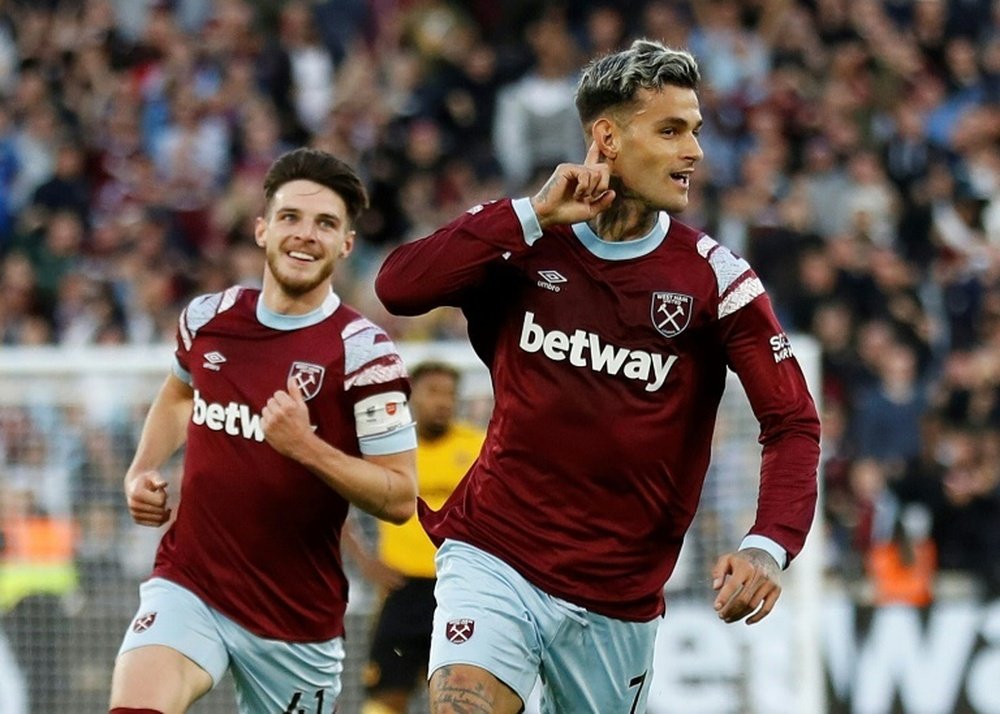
[537,270,566,293]
[203,351,226,370]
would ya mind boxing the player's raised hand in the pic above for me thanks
[711,548,782,624]
[530,142,615,228]
[262,375,313,458]
[125,471,171,527]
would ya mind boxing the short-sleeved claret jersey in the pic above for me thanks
[153,286,410,641]
[377,199,820,622]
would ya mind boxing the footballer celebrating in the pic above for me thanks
[109,148,417,714]
[376,40,821,714]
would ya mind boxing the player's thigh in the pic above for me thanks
[540,610,659,714]
[111,578,226,712]
[429,540,545,708]
[110,645,214,714]
[223,617,345,714]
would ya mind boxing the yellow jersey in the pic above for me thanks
[378,422,484,578]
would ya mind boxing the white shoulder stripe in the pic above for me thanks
[342,317,401,379]
[696,234,717,258]
[219,285,241,313]
[342,316,378,340]
[719,277,764,319]
[697,234,751,295]
[178,307,193,351]
[182,289,241,345]
[710,248,751,295]
[345,361,408,390]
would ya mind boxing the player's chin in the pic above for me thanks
[659,194,689,214]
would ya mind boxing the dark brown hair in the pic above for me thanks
[263,148,369,224]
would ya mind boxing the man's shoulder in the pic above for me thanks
[336,303,395,342]
[665,214,706,246]
[178,285,254,349]
[183,285,252,320]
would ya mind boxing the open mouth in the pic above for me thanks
[288,250,317,262]
[670,172,691,187]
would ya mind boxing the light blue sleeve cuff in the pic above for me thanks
[739,535,788,569]
[172,358,192,385]
[359,423,417,456]
[511,197,543,246]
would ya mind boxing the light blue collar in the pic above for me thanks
[571,212,671,260]
[256,289,341,330]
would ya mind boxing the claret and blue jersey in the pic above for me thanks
[153,286,412,642]
[377,198,820,622]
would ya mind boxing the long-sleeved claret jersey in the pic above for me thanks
[376,199,820,622]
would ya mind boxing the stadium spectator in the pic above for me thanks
[376,39,820,713]
[492,7,585,193]
[107,148,418,714]
[344,360,485,714]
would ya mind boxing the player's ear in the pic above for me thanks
[253,216,267,247]
[590,117,618,161]
[339,231,355,259]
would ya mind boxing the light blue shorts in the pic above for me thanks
[118,577,344,714]
[430,540,660,714]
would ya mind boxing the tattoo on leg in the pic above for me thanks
[431,665,495,714]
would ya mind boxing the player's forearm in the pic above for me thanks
[285,433,417,524]
[125,374,192,485]
[722,301,821,562]
[753,429,820,559]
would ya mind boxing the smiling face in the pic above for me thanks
[255,179,354,311]
[604,85,704,213]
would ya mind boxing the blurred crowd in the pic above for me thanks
[2,0,1000,605]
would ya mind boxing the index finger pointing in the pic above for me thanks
[585,140,603,166]
[287,375,303,401]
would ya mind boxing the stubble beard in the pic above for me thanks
[266,250,335,297]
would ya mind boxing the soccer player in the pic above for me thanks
[375,40,821,714]
[344,360,485,714]
[108,148,418,714]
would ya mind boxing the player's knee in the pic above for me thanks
[110,709,166,713]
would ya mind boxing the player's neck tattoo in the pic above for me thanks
[590,198,656,243]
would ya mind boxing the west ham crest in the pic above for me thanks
[445,618,475,644]
[651,292,693,338]
[289,362,326,401]
[133,612,157,633]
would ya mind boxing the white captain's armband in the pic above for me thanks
[355,391,412,436]
[354,391,417,455]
